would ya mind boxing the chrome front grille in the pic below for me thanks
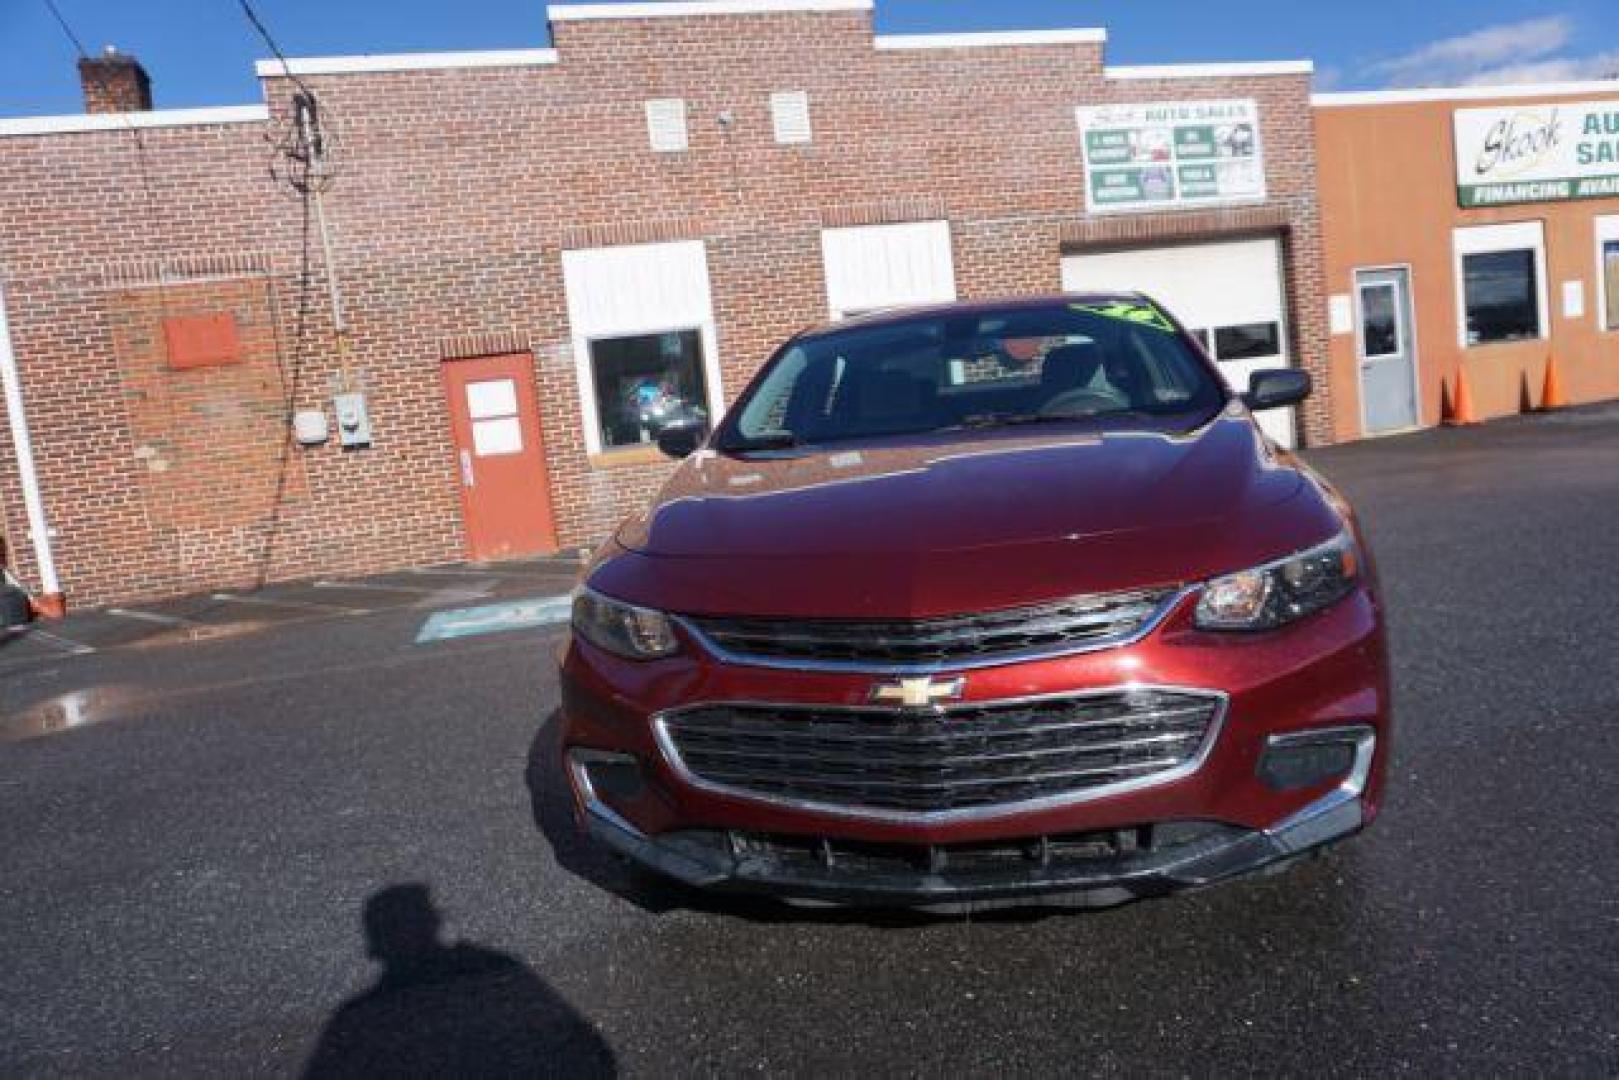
[656,689,1223,819]
[682,589,1179,672]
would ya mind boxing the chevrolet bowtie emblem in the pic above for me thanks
[870,676,966,709]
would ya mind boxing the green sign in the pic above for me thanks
[1085,130,1135,165]
[1070,301,1177,333]
[1174,126,1218,160]
[1177,164,1221,198]
[1077,99,1265,215]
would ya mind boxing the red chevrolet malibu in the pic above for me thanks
[559,295,1389,909]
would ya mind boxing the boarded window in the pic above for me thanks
[163,314,241,370]
[771,91,812,145]
[645,99,689,153]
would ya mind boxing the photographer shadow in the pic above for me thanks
[304,883,615,1078]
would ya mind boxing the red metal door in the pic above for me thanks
[441,354,560,561]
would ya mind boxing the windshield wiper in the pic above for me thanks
[952,412,1097,430]
[717,432,807,454]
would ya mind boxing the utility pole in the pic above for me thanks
[293,92,353,390]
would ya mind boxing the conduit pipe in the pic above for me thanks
[0,278,64,615]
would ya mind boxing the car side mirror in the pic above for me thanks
[1243,369,1312,412]
[656,421,708,460]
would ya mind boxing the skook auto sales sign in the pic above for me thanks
[1454,100,1619,207]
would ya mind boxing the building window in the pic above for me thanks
[1358,283,1401,358]
[1605,241,1619,331]
[1463,250,1540,345]
[1453,221,1547,348]
[561,239,723,457]
[1599,217,1619,332]
[1213,322,1281,361]
[589,330,710,450]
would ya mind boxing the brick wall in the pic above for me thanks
[0,7,1327,607]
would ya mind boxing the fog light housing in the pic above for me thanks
[1258,727,1374,791]
[568,749,647,806]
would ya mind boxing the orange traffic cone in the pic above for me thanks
[1540,354,1568,411]
[1444,366,1479,426]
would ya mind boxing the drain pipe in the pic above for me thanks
[0,278,64,616]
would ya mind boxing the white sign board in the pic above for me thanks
[1562,280,1586,319]
[1077,99,1266,214]
[1329,294,1354,336]
[1454,100,1619,207]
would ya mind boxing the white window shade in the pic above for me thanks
[645,98,688,153]
[563,241,714,338]
[821,220,957,319]
[771,91,812,144]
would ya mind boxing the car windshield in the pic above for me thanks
[719,299,1226,452]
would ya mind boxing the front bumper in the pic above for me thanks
[558,585,1391,908]
[569,728,1374,909]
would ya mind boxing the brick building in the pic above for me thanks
[0,0,1328,609]
[1315,83,1619,438]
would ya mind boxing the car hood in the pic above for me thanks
[594,409,1343,619]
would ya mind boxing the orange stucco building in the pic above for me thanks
[1315,83,1619,440]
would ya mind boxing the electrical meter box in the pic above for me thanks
[333,392,372,448]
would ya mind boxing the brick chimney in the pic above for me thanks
[78,47,152,114]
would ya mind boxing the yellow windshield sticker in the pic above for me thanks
[1070,301,1176,333]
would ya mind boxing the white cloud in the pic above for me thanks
[1455,53,1619,86]
[1362,15,1619,89]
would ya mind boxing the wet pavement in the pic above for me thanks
[1,410,1617,1075]
[0,555,585,739]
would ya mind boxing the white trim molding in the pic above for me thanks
[0,105,268,138]
[549,0,871,20]
[875,29,1105,51]
[1595,215,1619,333]
[1105,60,1313,80]
[1314,79,1619,107]
[255,49,558,78]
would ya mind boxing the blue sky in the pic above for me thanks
[2,1,1617,117]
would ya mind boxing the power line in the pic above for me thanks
[35,0,174,273]
[234,0,316,101]
[232,2,353,382]
[40,0,90,60]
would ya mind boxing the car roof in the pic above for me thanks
[797,292,1155,340]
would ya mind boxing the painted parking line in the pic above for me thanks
[25,628,96,656]
[211,593,368,616]
[313,580,440,595]
[405,567,502,579]
[415,596,573,644]
[107,608,199,627]
[407,565,580,581]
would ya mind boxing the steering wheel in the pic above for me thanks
[1039,387,1126,418]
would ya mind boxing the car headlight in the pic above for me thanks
[571,586,681,659]
[1195,531,1361,632]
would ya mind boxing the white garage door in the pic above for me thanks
[1061,236,1295,447]
[821,220,957,321]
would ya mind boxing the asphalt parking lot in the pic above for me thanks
[2,408,1617,1076]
